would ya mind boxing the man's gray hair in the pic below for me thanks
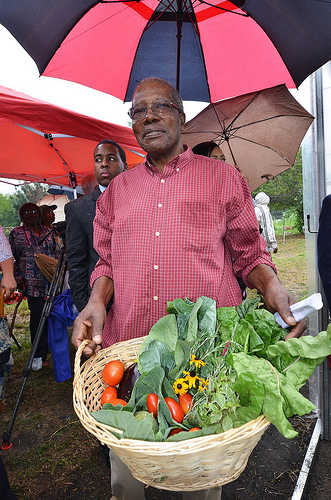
[133,77,184,114]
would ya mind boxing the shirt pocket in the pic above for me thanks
[180,201,220,254]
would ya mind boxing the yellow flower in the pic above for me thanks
[198,378,209,392]
[183,369,200,388]
[173,378,189,396]
[190,354,205,368]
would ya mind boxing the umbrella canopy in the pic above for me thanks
[182,84,314,192]
[0,1,330,103]
[0,85,144,187]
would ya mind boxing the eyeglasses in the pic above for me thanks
[128,100,180,121]
[22,209,38,215]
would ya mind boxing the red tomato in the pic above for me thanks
[147,393,159,418]
[169,428,182,436]
[111,398,127,406]
[179,393,193,415]
[101,386,118,406]
[189,427,201,432]
[102,360,125,386]
[164,397,184,423]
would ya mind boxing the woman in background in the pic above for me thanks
[9,203,61,371]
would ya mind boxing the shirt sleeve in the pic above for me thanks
[8,227,23,282]
[223,173,276,285]
[90,191,113,287]
[0,225,13,262]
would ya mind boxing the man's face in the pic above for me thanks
[42,208,55,226]
[94,143,127,187]
[131,81,185,162]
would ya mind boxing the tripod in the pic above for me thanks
[2,249,67,450]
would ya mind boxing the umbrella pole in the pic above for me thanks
[176,0,183,91]
[2,250,67,450]
[225,137,238,168]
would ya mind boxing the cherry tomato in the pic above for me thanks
[189,427,201,432]
[147,393,159,418]
[102,360,125,386]
[169,428,182,436]
[179,393,193,415]
[101,386,118,406]
[111,398,127,406]
[164,397,184,423]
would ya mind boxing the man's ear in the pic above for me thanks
[123,162,128,170]
[180,112,186,129]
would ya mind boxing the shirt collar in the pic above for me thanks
[144,145,193,175]
[99,184,107,192]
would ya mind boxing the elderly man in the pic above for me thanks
[72,78,305,500]
[65,140,127,312]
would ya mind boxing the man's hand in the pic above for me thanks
[0,257,17,298]
[72,299,107,357]
[0,275,17,298]
[247,264,307,340]
[71,276,114,357]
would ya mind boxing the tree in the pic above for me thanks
[0,193,19,228]
[10,183,49,216]
[252,149,303,232]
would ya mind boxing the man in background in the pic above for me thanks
[65,140,127,312]
[254,192,278,254]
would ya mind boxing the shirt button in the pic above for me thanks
[176,168,180,172]
[158,203,162,208]
[161,179,165,183]
[154,265,158,269]
[155,231,160,237]
[153,296,158,301]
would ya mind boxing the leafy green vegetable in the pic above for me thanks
[91,408,158,440]
[91,296,331,442]
[229,352,316,438]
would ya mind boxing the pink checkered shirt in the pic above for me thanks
[91,146,275,347]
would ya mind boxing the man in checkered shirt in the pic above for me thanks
[72,77,306,500]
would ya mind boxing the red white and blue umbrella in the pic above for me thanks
[0,0,330,103]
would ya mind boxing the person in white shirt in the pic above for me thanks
[254,192,278,254]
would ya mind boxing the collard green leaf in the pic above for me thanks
[138,314,178,355]
[90,408,158,440]
[137,339,175,377]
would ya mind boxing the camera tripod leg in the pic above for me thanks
[2,251,67,450]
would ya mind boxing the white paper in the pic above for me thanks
[274,293,323,329]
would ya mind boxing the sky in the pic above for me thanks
[0,24,310,195]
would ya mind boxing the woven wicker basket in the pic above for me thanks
[73,337,270,491]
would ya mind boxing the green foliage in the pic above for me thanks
[0,193,19,227]
[0,183,49,228]
[252,148,303,232]
[92,296,331,441]
[11,183,49,215]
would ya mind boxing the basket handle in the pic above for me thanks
[73,339,94,386]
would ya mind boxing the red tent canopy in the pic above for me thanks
[0,85,144,187]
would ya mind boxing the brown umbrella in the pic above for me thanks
[182,84,314,192]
